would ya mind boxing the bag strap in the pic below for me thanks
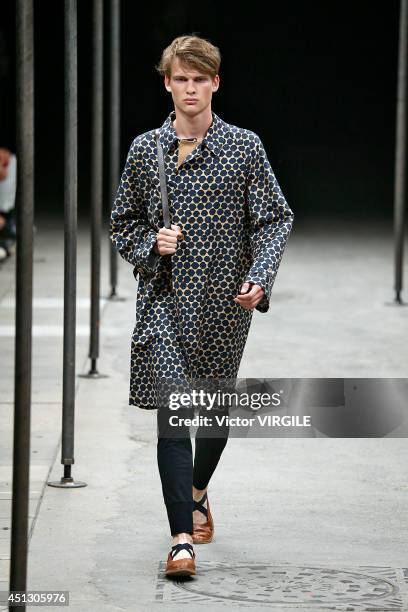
[154,129,171,229]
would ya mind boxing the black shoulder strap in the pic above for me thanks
[154,129,171,229]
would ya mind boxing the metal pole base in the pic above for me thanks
[78,358,109,379]
[107,288,126,302]
[385,292,407,305]
[48,477,87,488]
[78,370,109,379]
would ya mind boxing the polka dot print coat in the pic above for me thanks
[110,110,294,409]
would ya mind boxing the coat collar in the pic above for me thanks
[157,109,228,157]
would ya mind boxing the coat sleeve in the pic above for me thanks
[244,134,294,313]
[110,137,161,276]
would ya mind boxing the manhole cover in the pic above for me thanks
[156,562,408,610]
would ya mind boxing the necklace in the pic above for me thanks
[179,137,203,143]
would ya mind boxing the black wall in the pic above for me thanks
[0,1,400,219]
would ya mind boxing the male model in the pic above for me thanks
[110,34,294,577]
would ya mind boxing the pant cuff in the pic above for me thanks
[166,501,194,536]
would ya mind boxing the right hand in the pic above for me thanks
[153,224,184,255]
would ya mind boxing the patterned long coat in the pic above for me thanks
[110,110,294,409]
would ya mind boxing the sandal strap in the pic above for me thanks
[171,542,195,559]
[193,491,208,519]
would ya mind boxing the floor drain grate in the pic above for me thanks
[155,562,408,610]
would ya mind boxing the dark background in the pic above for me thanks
[0,1,400,220]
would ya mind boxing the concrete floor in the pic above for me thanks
[0,214,407,611]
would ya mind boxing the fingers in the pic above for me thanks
[158,232,178,245]
[159,245,177,255]
[158,225,184,239]
[234,284,264,310]
[156,237,177,255]
[171,224,184,239]
[239,282,252,295]
[156,224,184,255]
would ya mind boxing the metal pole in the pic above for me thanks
[48,0,86,490]
[394,0,407,303]
[90,0,103,370]
[9,1,34,608]
[80,0,108,378]
[108,0,123,300]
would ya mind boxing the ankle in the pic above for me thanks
[172,532,193,546]
[192,485,207,501]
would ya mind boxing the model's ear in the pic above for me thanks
[212,75,220,92]
[164,75,171,92]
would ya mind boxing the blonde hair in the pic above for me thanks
[156,34,221,78]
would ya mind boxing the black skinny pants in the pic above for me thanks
[157,402,230,536]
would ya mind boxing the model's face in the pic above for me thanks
[164,58,220,117]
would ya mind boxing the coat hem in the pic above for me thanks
[129,401,158,410]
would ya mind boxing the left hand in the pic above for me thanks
[234,282,265,310]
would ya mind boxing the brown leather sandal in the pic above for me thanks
[165,542,196,577]
[192,491,214,544]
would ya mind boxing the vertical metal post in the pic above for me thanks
[48,0,86,490]
[62,0,78,475]
[90,0,103,371]
[394,0,407,303]
[108,0,123,300]
[80,0,108,378]
[9,1,34,608]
